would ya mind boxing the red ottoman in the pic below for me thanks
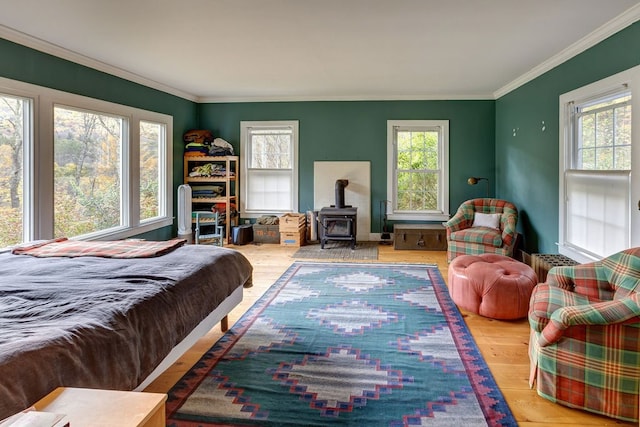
[448,253,538,320]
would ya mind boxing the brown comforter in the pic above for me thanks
[0,244,252,419]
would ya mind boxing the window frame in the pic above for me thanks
[558,65,640,263]
[0,89,35,244]
[386,120,449,221]
[239,120,299,218]
[0,76,173,244]
[138,119,169,224]
[571,90,631,170]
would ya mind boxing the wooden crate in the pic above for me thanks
[279,213,306,232]
[393,223,447,251]
[280,228,306,247]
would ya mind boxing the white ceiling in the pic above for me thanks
[1,0,639,102]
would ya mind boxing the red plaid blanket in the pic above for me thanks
[11,238,187,258]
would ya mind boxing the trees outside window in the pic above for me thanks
[0,95,28,247]
[387,120,449,221]
[139,120,164,222]
[54,106,123,237]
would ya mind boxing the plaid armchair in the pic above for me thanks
[444,198,518,262]
[528,248,640,422]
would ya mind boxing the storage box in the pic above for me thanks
[279,213,306,232]
[253,224,280,244]
[232,225,253,245]
[394,223,447,251]
[531,253,578,282]
[280,228,306,247]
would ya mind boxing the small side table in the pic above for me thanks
[34,387,166,427]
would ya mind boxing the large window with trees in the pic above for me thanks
[0,77,173,248]
[387,120,449,221]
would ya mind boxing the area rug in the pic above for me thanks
[166,262,517,426]
[292,241,378,260]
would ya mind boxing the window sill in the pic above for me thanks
[557,244,601,264]
[388,213,450,222]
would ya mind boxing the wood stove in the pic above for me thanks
[318,179,358,249]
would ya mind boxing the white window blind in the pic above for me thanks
[565,170,629,258]
[240,121,298,216]
[246,168,293,211]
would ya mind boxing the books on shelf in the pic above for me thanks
[0,408,69,427]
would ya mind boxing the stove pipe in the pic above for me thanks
[334,179,349,208]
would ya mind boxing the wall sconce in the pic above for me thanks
[467,176,489,197]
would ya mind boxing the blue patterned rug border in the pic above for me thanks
[167,261,517,426]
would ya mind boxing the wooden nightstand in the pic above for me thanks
[34,387,166,427]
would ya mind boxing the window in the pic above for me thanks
[53,106,124,237]
[387,120,449,221]
[0,94,31,247]
[559,68,639,262]
[0,76,173,246]
[573,91,631,170]
[139,120,166,222]
[240,121,298,217]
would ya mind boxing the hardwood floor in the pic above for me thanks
[145,243,634,426]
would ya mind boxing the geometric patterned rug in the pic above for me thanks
[166,262,517,426]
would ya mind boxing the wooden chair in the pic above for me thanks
[194,211,224,246]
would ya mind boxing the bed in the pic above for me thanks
[0,239,253,419]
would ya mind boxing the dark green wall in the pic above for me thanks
[496,22,640,254]
[0,38,198,239]
[198,100,495,232]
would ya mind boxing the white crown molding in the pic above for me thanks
[196,93,494,103]
[494,4,640,99]
[0,25,198,102]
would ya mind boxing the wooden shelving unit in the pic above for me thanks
[184,155,238,244]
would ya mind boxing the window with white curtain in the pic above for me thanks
[240,121,298,217]
[560,80,633,261]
